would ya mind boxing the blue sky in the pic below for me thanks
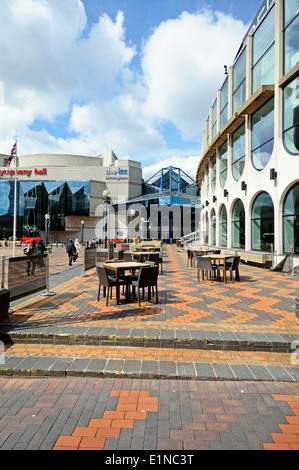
[0,0,262,178]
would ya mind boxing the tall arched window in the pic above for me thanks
[219,205,227,247]
[219,141,228,188]
[283,182,299,254]
[252,192,274,251]
[232,199,245,249]
[232,123,246,181]
[251,98,274,170]
[211,208,216,245]
[283,76,299,155]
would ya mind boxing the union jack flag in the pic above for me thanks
[7,141,16,168]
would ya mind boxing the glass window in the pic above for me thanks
[205,164,209,195]
[252,97,274,169]
[219,205,227,247]
[232,123,245,180]
[211,208,216,245]
[206,115,210,144]
[233,49,246,113]
[212,99,217,139]
[283,76,299,154]
[284,1,299,74]
[252,45,275,93]
[219,141,228,188]
[232,199,245,249]
[283,182,299,254]
[221,79,228,128]
[252,192,274,251]
[211,154,216,192]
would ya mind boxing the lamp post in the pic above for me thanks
[130,209,135,241]
[44,214,50,247]
[103,189,111,248]
[80,220,84,244]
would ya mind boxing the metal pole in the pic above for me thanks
[41,255,56,296]
[1,256,5,289]
[12,142,18,258]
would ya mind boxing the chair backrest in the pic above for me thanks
[148,253,159,265]
[96,266,109,287]
[196,257,213,270]
[231,256,240,271]
[213,250,221,254]
[124,252,132,262]
[145,261,155,266]
[137,266,159,287]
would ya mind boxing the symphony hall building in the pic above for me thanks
[0,150,142,242]
[196,0,298,266]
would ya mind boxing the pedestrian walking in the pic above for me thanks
[66,239,76,266]
[74,238,81,262]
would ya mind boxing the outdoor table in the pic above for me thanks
[200,254,234,283]
[188,247,218,267]
[102,261,146,304]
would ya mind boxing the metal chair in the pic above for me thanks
[131,266,159,306]
[217,256,240,282]
[196,257,218,282]
[96,266,129,305]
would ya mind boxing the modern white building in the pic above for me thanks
[196,0,298,266]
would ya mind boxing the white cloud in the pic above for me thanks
[0,1,248,165]
[142,155,200,181]
[142,9,247,141]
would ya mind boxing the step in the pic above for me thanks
[0,324,297,354]
[0,343,298,382]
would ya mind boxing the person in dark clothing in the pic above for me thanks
[66,239,76,266]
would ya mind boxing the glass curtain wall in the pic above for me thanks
[211,155,216,192]
[212,99,217,140]
[232,199,245,249]
[220,79,228,128]
[252,192,274,251]
[232,123,246,180]
[233,48,246,113]
[219,205,227,247]
[252,6,275,93]
[219,141,228,188]
[284,0,299,74]
[283,182,299,254]
[251,97,275,169]
[283,76,299,154]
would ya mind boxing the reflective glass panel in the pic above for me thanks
[283,182,299,254]
[219,141,228,188]
[219,205,227,247]
[252,192,274,251]
[283,76,299,154]
[284,14,299,74]
[252,7,275,65]
[232,199,245,249]
[252,98,274,169]
[232,123,245,180]
[252,44,275,92]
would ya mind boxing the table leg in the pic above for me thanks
[223,260,227,283]
[115,271,120,305]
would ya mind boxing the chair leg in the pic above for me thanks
[98,285,101,301]
[106,287,109,306]
[155,286,158,304]
[137,289,141,307]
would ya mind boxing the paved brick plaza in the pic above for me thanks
[0,244,298,450]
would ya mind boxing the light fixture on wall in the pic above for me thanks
[205,200,209,206]
[224,65,228,75]
[270,168,277,180]
[241,181,247,191]
[224,189,228,197]
[213,196,217,202]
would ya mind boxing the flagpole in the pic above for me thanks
[12,139,17,258]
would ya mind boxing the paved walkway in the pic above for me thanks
[0,244,298,450]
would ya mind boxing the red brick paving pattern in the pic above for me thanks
[53,390,158,450]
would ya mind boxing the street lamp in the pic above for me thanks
[130,209,135,241]
[80,220,84,244]
[103,189,111,248]
[44,214,50,247]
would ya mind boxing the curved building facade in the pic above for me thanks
[196,0,299,265]
[0,150,142,242]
